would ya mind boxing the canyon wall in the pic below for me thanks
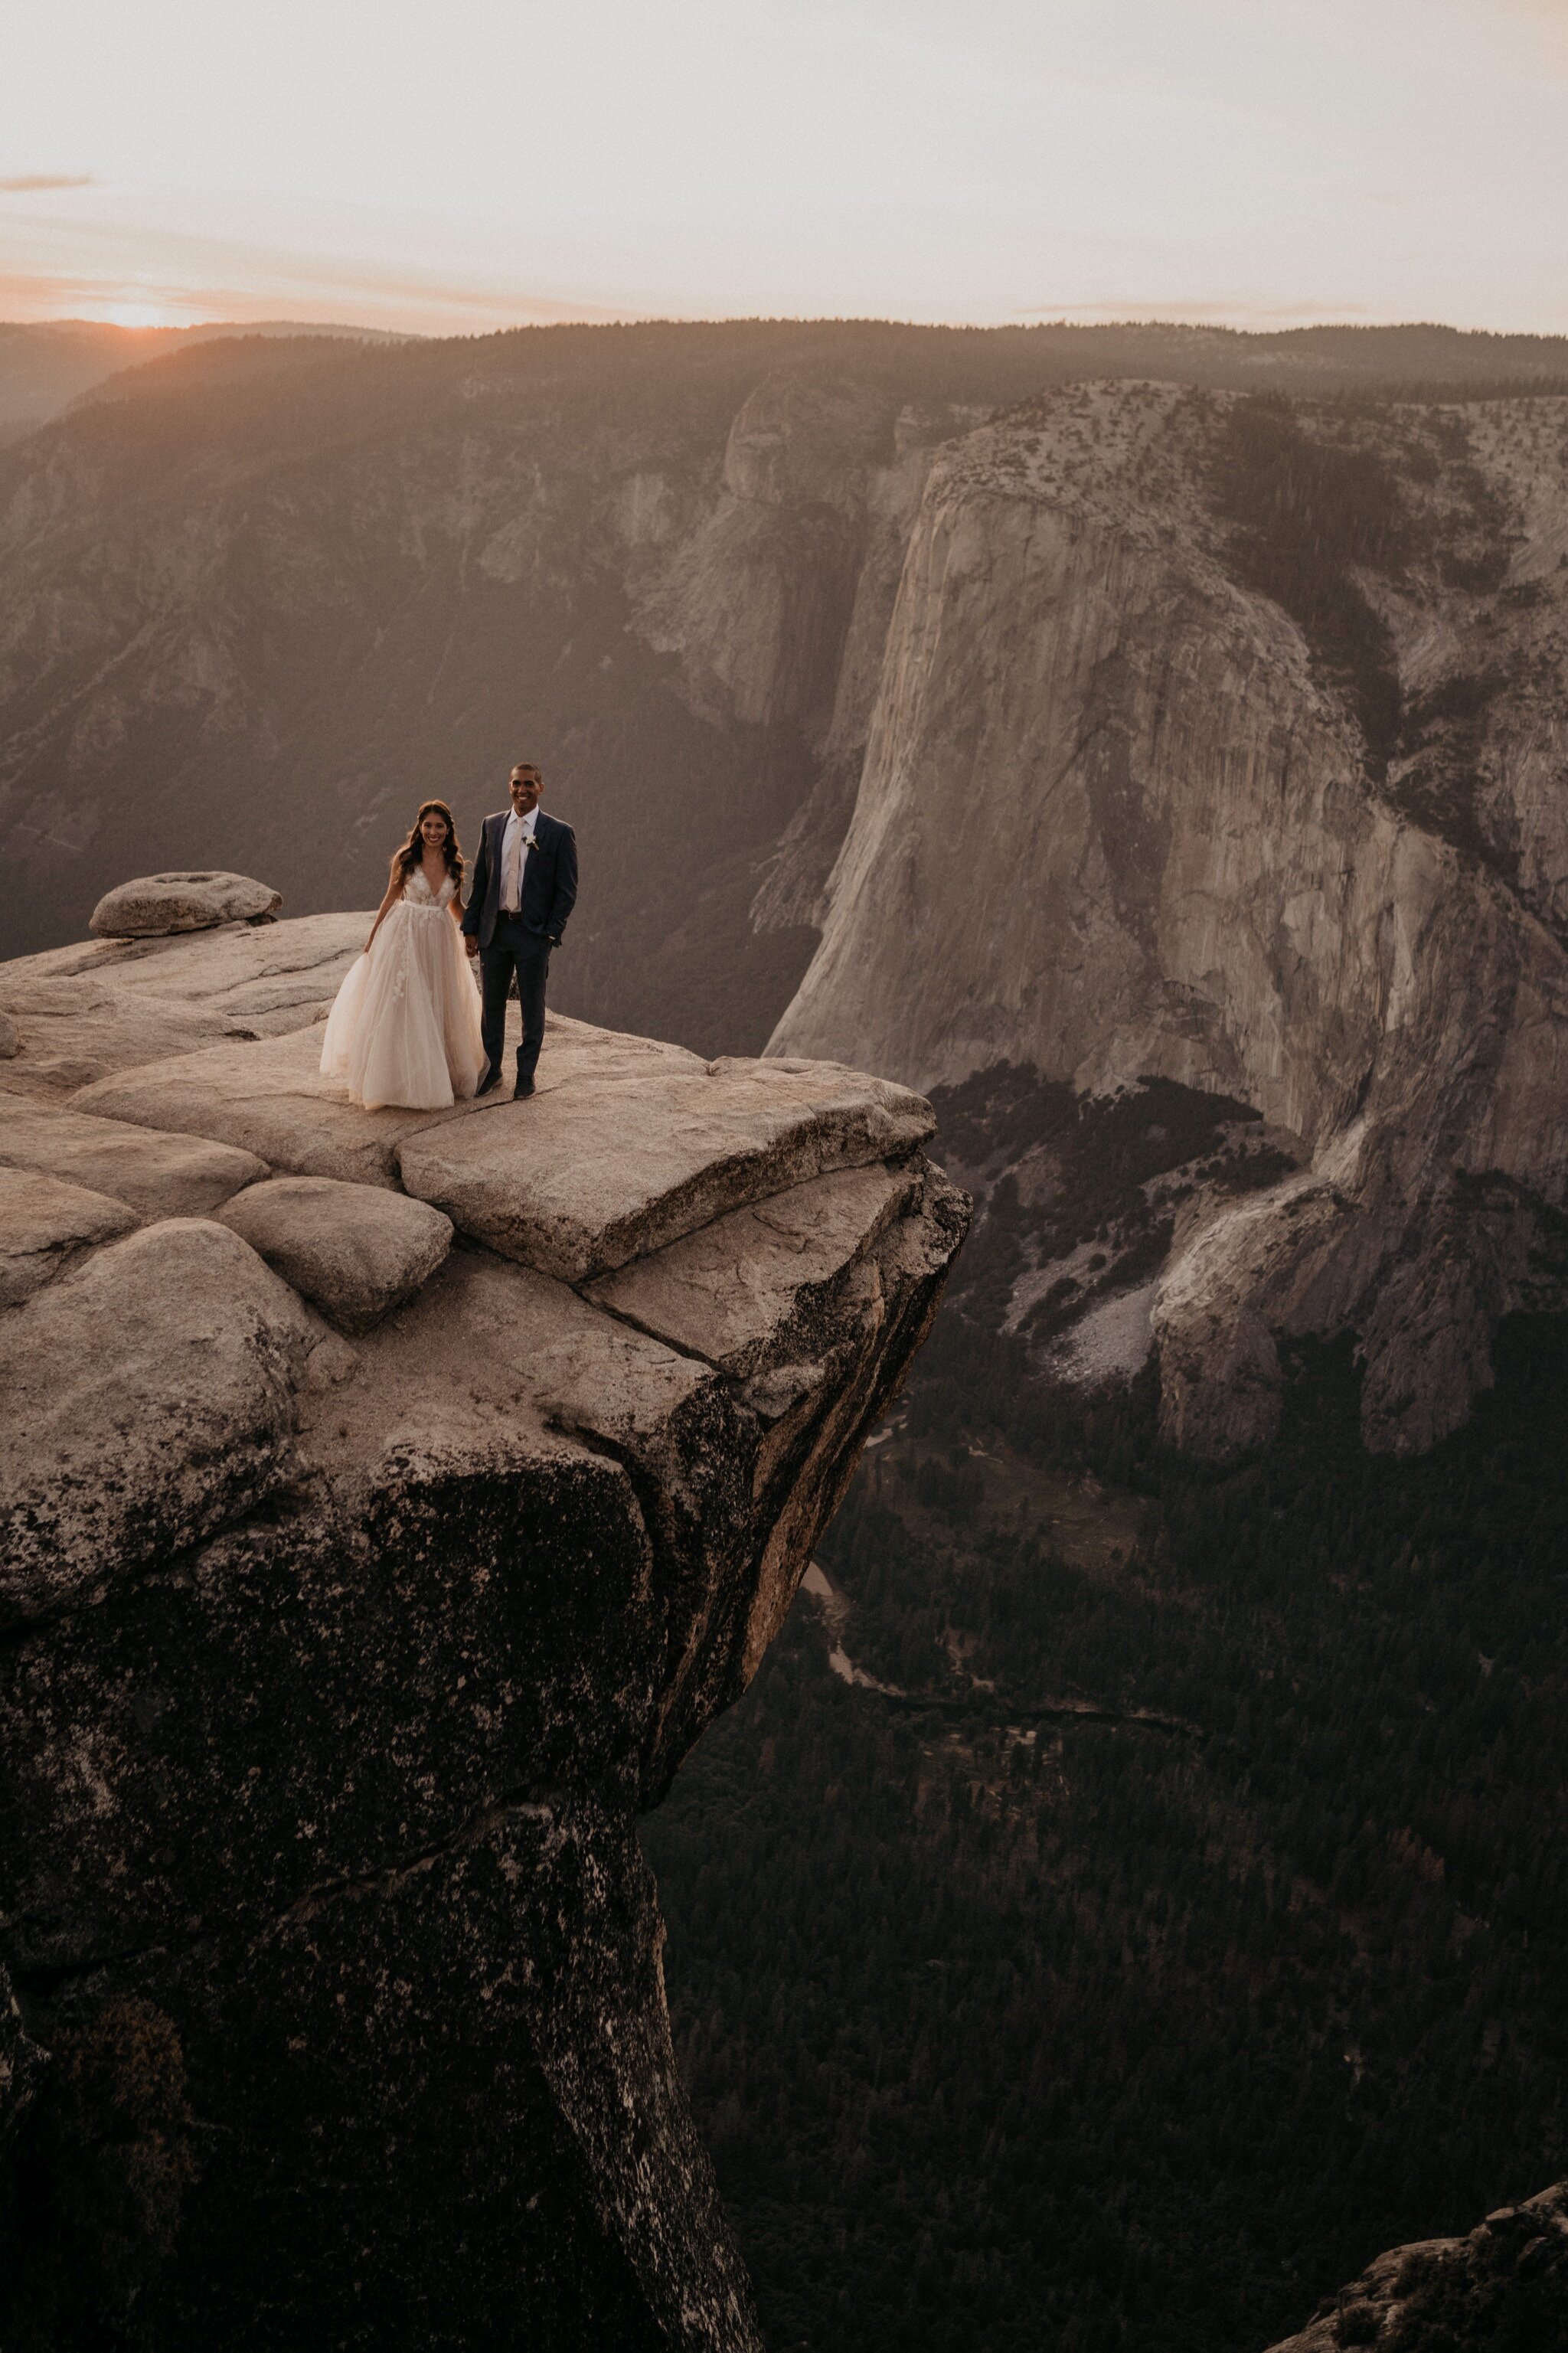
[769,385,1568,1454]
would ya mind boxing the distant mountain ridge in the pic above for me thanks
[5,311,1568,453]
[0,317,417,446]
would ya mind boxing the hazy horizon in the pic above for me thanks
[15,309,1568,348]
[5,0,1567,340]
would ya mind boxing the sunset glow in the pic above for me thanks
[4,0,1568,335]
[92,299,187,329]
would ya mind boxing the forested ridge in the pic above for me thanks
[643,1069,1568,2352]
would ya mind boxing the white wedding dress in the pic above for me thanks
[319,868,488,1112]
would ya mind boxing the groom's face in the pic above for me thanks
[508,771,542,817]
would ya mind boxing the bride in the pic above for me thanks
[320,800,488,1111]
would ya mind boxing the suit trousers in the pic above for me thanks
[478,917,551,1087]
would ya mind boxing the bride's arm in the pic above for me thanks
[364,862,403,953]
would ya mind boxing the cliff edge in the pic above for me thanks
[0,904,968,2350]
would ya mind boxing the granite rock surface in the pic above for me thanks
[768,384,1568,1456]
[0,1096,268,1217]
[0,1165,138,1306]
[398,1034,935,1280]
[0,913,364,1093]
[1263,2179,1568,2351]
[0,908,967,2351]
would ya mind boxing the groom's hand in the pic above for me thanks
[464,934,479,956]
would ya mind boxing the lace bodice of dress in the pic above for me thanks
[404,869,457,911]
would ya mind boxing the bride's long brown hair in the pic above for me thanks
[391,799,466,889]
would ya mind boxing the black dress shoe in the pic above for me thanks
[475,1067,501,1097]
[513,1077,536,1100]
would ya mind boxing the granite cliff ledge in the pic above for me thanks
[0,907,968,2351]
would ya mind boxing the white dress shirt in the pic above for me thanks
[499,808,537,913]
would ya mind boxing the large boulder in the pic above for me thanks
[74,1022,462,1187]
[217,1175,453,1332]
[73,1015,937,1273]
[590,1161,916,1378]
[90,871,282,938]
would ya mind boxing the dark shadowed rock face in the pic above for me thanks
[1263,2181,1568,2352]
[0,913,967,2351]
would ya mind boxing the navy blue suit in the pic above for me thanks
[461,809,578,1089]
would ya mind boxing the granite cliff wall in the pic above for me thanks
[769,385,1568,1456]
[0,897,966,2349]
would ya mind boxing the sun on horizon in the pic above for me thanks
[89,299,187,330]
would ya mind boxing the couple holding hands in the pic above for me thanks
[320,763,577,1114]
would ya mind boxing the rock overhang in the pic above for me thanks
[0,914,957,1662]
[66,1006,938,1275]
[0,905,968,2347]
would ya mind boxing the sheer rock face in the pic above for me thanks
[769,386,1568,1456]
[0,916,967,2351]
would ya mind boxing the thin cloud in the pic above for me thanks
[0,174,96,192]
[0,192,673,335]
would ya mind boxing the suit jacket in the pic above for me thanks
[462,808,578,953]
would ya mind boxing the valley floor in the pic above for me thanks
[643,1310,1568,2353]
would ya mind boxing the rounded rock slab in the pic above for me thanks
[90,871,283,938]
[0,1217,315,1626]
[0,1099,268,1219]
[0,1165,138,1306]
[217,1175,454,1332]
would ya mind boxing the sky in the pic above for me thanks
[4,0,1567,338]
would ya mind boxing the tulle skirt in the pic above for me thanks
[319,902,488,1112]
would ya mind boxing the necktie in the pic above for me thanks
[503,819,524,912]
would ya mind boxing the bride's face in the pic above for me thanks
[420,813,449,852]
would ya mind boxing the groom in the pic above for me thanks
[463,762,578,1098]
